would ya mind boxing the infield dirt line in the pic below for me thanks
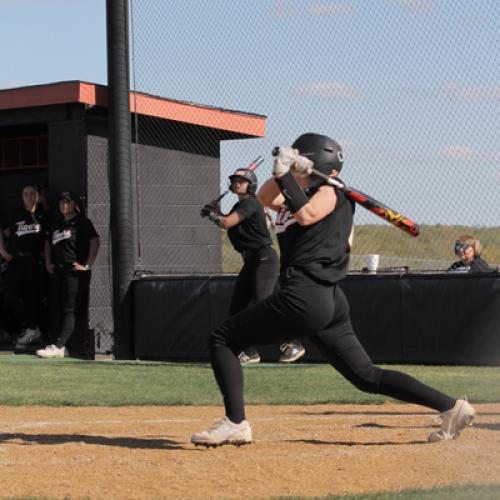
[0,410,437,430]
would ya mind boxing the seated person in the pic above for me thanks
[448,235,491,273]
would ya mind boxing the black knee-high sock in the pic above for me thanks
[210,342,246,423]
[379,369,455,412]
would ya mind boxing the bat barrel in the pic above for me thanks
[309,168,420,237]
[248,155,265,170]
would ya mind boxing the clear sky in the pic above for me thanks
[2,0,499,226]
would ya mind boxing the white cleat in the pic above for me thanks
[35,344,68,359]
[428,398,476,442]
[191,417,253,448]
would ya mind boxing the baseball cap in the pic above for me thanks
[59,191,78,202]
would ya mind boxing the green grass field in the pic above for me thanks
[8,485,500,500]
[2,355,499,499]
[279,484,500,500]
[1,355,499,406]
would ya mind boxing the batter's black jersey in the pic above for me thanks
[48,213,99,266]
[227,196,272,253]
[275,188,354,284]
[2,207,48,256]
[448,256,491,273]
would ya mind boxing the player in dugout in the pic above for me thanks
[191,133,476,447]
[0,184,48,349]
[201,166,305,364]
[36,191,99,358]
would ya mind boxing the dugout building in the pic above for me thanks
[0,80,265,356]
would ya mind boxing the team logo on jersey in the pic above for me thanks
[52,229,72,245]
[274,206,296,234]
[15,220,41,237]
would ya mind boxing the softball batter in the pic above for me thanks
[192,133,476,447]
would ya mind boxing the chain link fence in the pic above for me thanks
[128,0,500,274]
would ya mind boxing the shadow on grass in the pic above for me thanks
[0,432,189,450]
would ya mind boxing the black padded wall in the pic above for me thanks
[133,273,500,365]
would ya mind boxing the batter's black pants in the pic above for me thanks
[4,255,43,331]
[210,267,456,423]
[49,268,91,349]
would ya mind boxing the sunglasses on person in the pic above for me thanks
[454,242,470,253]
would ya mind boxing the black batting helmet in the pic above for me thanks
[291,133,344,175]
[229,168,258,195]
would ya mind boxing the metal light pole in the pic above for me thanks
[106,0,135,358]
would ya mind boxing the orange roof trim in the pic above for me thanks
[0,81,266,137]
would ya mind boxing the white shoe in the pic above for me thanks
[238,351,261,365]
[35,344,67,359]
[16,327,42,347]
[428,398,476,442]
[191,417,252,447]
[279,342,305,363]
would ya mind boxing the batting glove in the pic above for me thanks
[272,147,298,178]
[200,205,213,217]
[290,155,314,176]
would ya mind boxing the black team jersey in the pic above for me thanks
[48,213,99,266]
[227,196,272,253]
[275,188,354,284]
[3,207,48,255]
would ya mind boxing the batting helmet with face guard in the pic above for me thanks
[229,168,258,194]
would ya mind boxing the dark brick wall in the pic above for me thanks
[85,135,223,352]
[86,135,114,353]
[133,143,221,274]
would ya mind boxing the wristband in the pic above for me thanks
[274,171,309,213]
